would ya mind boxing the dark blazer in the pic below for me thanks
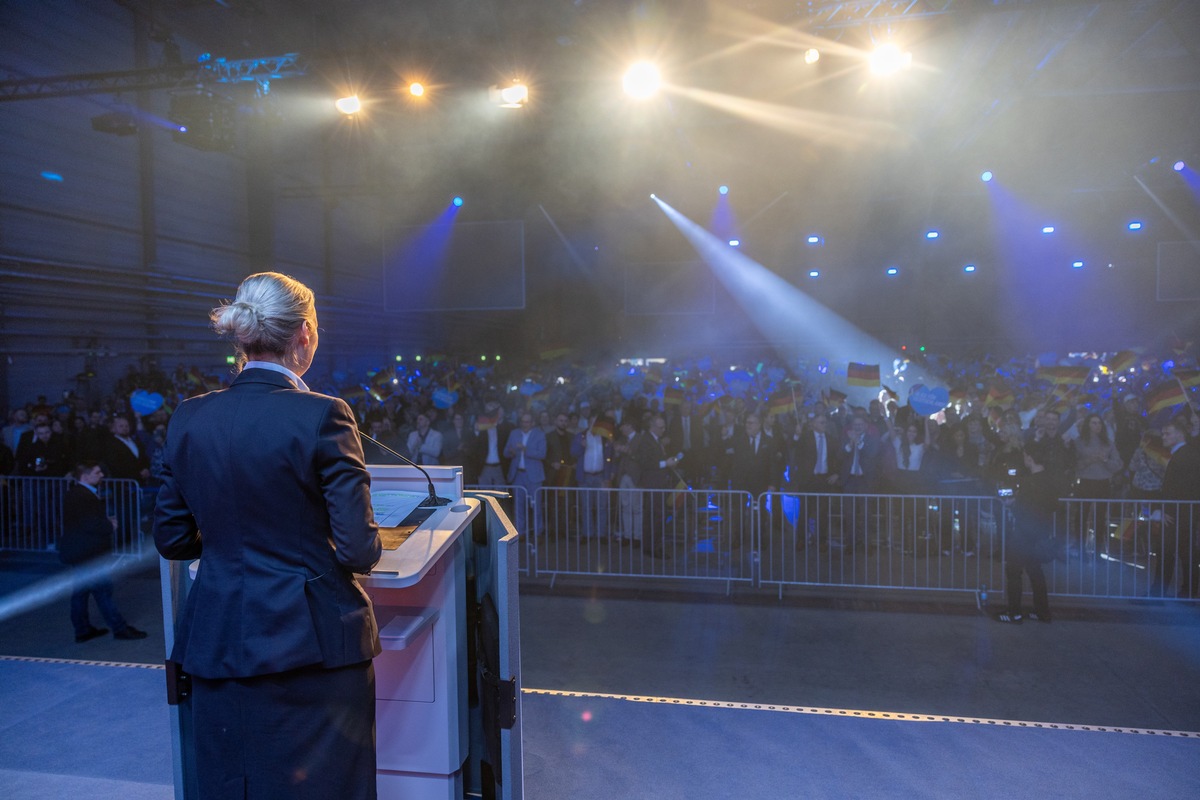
[727,433,782,495]
[789,429,843,491]
[101,434,150,481]
[59,483,114,564]
[154,368,382,680]
[633,431,675,489]
[1162,442,1200,501]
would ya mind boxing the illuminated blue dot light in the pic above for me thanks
[806,235,822,245]
[1174,161,1186,172]
[718,185,729,195]
[926,230,939,240]
[452,196,463,207]
[963,264,976,273]
[728,239,740,247]
[1128,221,1143,231]
[886,267,899,276]
[1072,260,1084,269]
[1042,225,1055,234]
[40,171,64,182]
[808,270,820,278]
[981,171,993,182]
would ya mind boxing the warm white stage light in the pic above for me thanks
[869,43,911,75]
[491,82,529,108]
[409,82,425,97]
[623,62,662,99]
[335,95,361,115]
[804,48,820,65]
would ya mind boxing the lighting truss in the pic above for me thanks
[802,0,957,30]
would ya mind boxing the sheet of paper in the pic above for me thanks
[371,490,428,528]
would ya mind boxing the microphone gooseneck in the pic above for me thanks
[359,431,453,508]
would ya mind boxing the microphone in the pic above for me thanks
[359,430,452,508]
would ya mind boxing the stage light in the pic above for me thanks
[409,82,425,97]
[1128,221,1143,231]
[395,355,403,362]
[452,196,464,207]
[1174,161,1186,171]
[40,171,63,182]
[804,48,820,65]
[963,264,976,273]
[335,95,361,115]
[1072,260,1084,269]
[490,81,529,108]
[728,239,741,247]
[650,193,657,199]
[886,267,899,276]
[869,43,912,75]
[1042,226,1055,234]
[808,270,820,278]
[622,61,661,99]
[718,185,729,195]
[806,235,823,245]
[925,230,939,240]
[981,171,993,182]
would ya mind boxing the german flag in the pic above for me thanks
[986,384,1015,409]
[1107,350,1137,374]
[768,395,794,417]
[1174,369,1200,389]
[1146,381,1187,414]
[663,387,685,406]
[847,362,880,387]
[824,388,847,406]
[475,413,500,431]
[590,418,615,440]
[1143,437,1172,470]
[1036,365,1091,385]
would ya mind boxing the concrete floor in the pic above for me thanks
[2,552,1199,734]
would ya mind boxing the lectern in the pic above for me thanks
[159,464,524,800]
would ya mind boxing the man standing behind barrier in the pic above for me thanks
[571,412,615,539]
[635,415,679,557]
[505,412,546,537]
[613,420,643,544]
[789,412,842,551]
[726,414,781,542]
[1154,418,1200,597]
[996,450,1060,624]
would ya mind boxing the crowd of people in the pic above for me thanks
[5,344,1200,602]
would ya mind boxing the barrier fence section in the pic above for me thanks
[470,481,1200,602]
[0,476,144,557]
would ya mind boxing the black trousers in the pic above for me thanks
[191,660,376,800]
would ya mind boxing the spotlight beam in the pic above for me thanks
[1134,175,1200,243]
[0,550,158,625]
[651,195,940,390]
[538,204,589,271]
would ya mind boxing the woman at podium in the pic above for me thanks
[154,272,383,799]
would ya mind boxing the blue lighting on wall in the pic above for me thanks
[806,235,823,245]
[40,171,64,182]
[925,230,939,240]
[808,270,820,278]
[981,171,993,182]
[1128,221,1143,231]
[728,239,740,247]
[1175,161,1186,172]
[1072,260,1084,269]
[886,267,899,276]
[963,264,976,273]
[452,196,464,207]
[718,185,729,195]
[1042,225,1055,234]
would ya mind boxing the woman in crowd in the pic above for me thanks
[154,272,382,799]
[1070,412,1123,555]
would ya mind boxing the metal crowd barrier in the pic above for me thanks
[0,476,145,557]
[466,480,1200,602]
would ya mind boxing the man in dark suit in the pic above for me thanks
[841,413,883,554]
[634,414,681,556]
[504,411,547,537]
[15,421,68,476]
[101,415,150,483]
[788,412,843,550]
[60,462,147,642]
[725,414,782,542]
[1154,418,1200,597]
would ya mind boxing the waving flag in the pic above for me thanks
[847,362,881,387]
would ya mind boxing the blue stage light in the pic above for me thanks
[808,270,820,278]
[963,264,976,273]
[981,171,993,182]
[926,230,939,240]
[452,196,463,207]
[1042,225,1055,234]
[886,267,899,276]
[728,239,740,247]
[1175,161,1186,172]
[718,185,729,195]
[40,171,64,182]
[1128,221,1143,231]
[806,235,822,245]
[1072,260,1084,269]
